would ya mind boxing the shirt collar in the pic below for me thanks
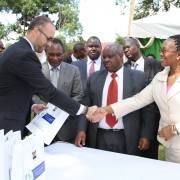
[47,62,61,71]
[23,37,35,51]
[131,56,144,65]
[107,66,124,78]
[87,56,102,65]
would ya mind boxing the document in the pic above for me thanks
[26,103,69,145]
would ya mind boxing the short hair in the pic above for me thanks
[51,38,64,52]
[73,43,86,53]
[28,16,54,31]
[86,36,101,45]
[169,34,180,51]
[125,37,140,47]
[147,54,156,59]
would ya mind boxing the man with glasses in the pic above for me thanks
[0,16,97,136]
[123,37,163,160]
[73,36,105,92]
[0,39,5,56]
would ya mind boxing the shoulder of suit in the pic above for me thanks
[127,67,146,77]
[72,59,87,65]
[62,61,79,70]
[144,56,161,64]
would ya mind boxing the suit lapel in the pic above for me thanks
[167,78,180,100]
[57,62,67,90]
[123,68,133,99]
[96,70,107,106]
[42,62,50,80]
[144,57,151,78]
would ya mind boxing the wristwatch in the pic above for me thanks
[171,124,179,135]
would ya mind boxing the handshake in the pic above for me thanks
[83,105,113,123]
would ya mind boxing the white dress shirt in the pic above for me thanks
[99,67,124,130]
[131,56,144,72]
[87,56,102,76]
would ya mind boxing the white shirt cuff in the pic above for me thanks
[76,104,85,115]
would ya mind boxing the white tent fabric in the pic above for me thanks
[131,6,180,38]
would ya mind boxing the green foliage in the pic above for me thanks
[116,0,180,19]
[115,35,125,45]
[158,144,165,161]
[55,34,85,56]
[0,0,82,40]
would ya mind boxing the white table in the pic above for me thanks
[45,142,180,180]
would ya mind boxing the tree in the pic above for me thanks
[0,0,83,40]
[116,0,180,20]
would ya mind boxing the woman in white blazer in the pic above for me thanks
[95,34,180,163]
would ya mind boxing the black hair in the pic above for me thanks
[147,54,156,59]
[169,34,180,51]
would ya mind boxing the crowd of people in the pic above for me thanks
[0,15,180,164]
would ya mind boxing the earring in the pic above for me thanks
[177,57,180,61]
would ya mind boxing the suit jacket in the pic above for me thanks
[124,57,163,136]
[63,56,73,64]
[72,58,105,92]
[124,57,163,82]
[77,67,156,155]
[0,38,80,135]
[111,67,180,150]
[33,61,83,142]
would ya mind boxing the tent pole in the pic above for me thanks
[127,0,135,38]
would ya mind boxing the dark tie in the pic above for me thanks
[106,73,118,128]
[51,67,58,88]
[132,62,138,69]
[89,61,95,76]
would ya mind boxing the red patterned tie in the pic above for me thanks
[89,61,95,76]
[106,73,118,128]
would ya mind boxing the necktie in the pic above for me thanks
[106,73,118,128]
[51,67,58,88]
[132,62,138,70]
[89,61,95,76]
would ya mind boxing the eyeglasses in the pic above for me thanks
[0,46,5,50]
[38,28,53,42]
[159,49,179,54]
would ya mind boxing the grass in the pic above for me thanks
[158,144,165,161]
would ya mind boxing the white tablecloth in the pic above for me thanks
[45,142,180,180]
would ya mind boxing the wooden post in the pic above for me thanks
[127,0,135,38]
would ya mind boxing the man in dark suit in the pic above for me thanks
[33,38,83,143]
[75,44,156,156]
[63,43,87,64]
[123,37,163,159]
[73,36,105,92]
[0,16,95,135]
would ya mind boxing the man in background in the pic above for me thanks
[123,37,163,159]
[33,38,83,143]
[64,43,87,64]
[73,36,105,92]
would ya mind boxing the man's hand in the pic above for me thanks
[87,106,114,123]
[138,138,150,150]
[32,104,48,114]
[75,131,86,147]
[86,105,98,118]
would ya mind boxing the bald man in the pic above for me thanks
[75,43,156,157]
